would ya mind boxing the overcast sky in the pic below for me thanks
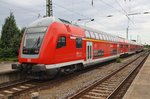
[0,0,150,44]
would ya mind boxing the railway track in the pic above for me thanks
[68,52,149,99]
[0,79,37,98]
[0,51,147,99]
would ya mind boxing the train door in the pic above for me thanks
[86,42,93,64]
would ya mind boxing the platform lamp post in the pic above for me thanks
[126,11,150,40]
[76,18,94,26]
[126,16,129,40]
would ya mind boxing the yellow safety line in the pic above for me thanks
[85,38,111,43]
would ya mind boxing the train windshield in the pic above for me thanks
[23,27,47,54]
[23,33,45,48]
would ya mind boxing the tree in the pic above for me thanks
[1,12,20,48]
[0,39,2,47]
[21,27,26,34]
[0,12,21,58]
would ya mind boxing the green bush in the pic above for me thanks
[0,57,18,62]
[116,57,122,63]
[0,48,16,58]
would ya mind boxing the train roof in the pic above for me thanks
[27,17,122,41]
[27,17,142,46]
[28,17,62,28]
[79,25,117,37]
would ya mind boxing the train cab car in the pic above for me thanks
[12,17,86,78]
[12,17,143,79]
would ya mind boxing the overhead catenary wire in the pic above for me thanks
[53,3,91,19]
[97,0,125,14]
[0,0,138,28]
[0,0,44,15]
[96,0,135,28]
[0,0,102,26]
[53,2,105,26]
[114,0,136,27]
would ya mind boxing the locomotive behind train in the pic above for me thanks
[12,17,143,79]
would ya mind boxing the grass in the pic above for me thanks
[0,57,18,62]
[116,57,122,63]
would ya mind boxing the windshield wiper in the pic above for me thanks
[31,37,41,49]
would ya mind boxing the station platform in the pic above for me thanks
[123,55,150,99]
[0,62,16,74]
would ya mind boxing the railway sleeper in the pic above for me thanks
[82,94,105,99]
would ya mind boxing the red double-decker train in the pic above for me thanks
[12,17,143,79]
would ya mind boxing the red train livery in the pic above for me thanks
[12,17,143,78]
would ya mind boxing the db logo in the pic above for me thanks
[27,59,31,62]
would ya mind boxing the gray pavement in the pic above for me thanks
[123,55,150,99]
[0,62,17,73]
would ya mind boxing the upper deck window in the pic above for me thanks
[110,37,113,41]
[104,35,107,40]
[94,33,99,39]
[85,31,91,38]
[90,32,95,39]
[100,34,104,40]
[106,35,109,41]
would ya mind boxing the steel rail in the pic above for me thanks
[107,52,149,99]
[68,52,149,99]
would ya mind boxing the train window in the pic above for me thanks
[110,37,112,41]
[90,32,95,39]
[102,34,104,40]
[106,35,108,40]
[116,38,118,42]
[103,35,107,40]
[85,31,90,38]
[76,38,82,48]
[101,35,103,40]
[120,44,123,48]
[95,33,99,39]
[113,37,115,41]
[99,34,102,40]
[26,27,47,33]
[115,37,117,41]
[115,38,117,42]
[56,36,66,48]
[108,36,110,41]
[113,37,115,42]
[107,36,109,41]
[105,35,108,41]
[102,35,106,40]
[108,36,111,41]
